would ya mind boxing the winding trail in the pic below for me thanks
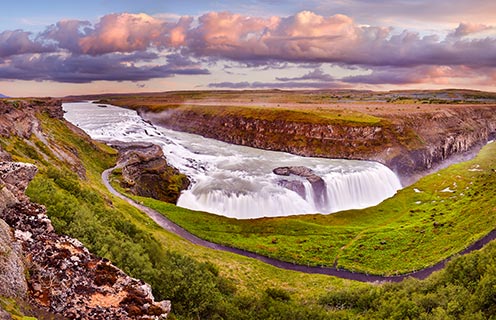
[102,168,496,283]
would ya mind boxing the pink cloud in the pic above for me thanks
[79,13,166,55]
[186,11,278,59]
[1,10,496,87]
[450,22,494,38]
[180,11,496,69]
[343,65,496,87]
[167,16,193,47]
[36,11,496,70]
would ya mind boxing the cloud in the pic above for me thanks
[208,80,346,89]
[0,10,495,87]
[0,52,209,83]
[313,0,496,27]
[276,68,334,82]
[41,20,91,53]
[342,65,496,86]
[0,30,52,57]
[181,11,496,69]
[448,22,495,38]
[78,13,166,55]
[40,13,194,55]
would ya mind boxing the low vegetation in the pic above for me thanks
[319,241,496,319]
[3,105,349,319]
[0,297,37,320]
[3,102,496,319]
[92,89,496,107]
[139,104,384,125]
[114,141,496,276]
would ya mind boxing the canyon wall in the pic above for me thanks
[141,105,496,183]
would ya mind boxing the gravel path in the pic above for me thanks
[102,168,496,283]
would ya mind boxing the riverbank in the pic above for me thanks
[103,165,496,281]
[108,140,496,276]
[82,90,496,183]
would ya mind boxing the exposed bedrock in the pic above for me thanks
[0,161,171,319]
[0,99,87,178]
[273,166,327,208]
[276,179,306,199]
[0,100,171,318]
[113,142,190,204]
[141,105,496,183]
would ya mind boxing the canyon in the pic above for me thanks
[137,103,496,184]
[1,92,496,318]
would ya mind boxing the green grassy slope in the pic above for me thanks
[2,104,355,319]
[3,102,496,319]
[117,141,496,275]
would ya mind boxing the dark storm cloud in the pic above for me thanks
[0,53,209,83]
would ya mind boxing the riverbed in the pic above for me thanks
[63,102,401,219]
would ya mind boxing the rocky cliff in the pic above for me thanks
[0,162,170,319]
[140,104,496,183]
[113,143,189,204]
[0,99,171,319]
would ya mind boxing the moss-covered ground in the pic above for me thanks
[114,141,496,276]
[0,297,37,320]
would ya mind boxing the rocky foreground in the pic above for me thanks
[0,99,170,319]
[0,161,170,319]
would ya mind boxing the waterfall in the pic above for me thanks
[63,102,402,219]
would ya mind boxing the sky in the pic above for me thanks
[1,0,495,97]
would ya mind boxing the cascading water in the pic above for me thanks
[63,102,402,219]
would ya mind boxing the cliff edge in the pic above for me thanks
[137,103,496,184]
[0,99,171,319]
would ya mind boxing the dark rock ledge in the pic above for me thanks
[273,166,328,208]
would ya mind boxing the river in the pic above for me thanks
[63,102,401,219]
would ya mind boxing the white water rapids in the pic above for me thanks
[63,102,402,219]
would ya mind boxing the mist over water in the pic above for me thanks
[63,102,402,219]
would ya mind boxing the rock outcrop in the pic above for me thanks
[0,99,86,178]
[0,219,27,301]
[114,142,189,204]
[0,162,36,301]
[0,160,171,319]
[273,166,327,209]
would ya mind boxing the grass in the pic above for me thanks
[167,105,384,125]
[3,103,356,309]
[5,99,496,319]
[0,297,37,320]
[113,141,496,276]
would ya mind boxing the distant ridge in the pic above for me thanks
[0,93,8,98]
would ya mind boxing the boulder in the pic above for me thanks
[0,219,28,300]
[277,179,306,199]
[273,166,328,209]
[114,143,190,204]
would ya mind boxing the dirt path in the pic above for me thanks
[102,168,496,283]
